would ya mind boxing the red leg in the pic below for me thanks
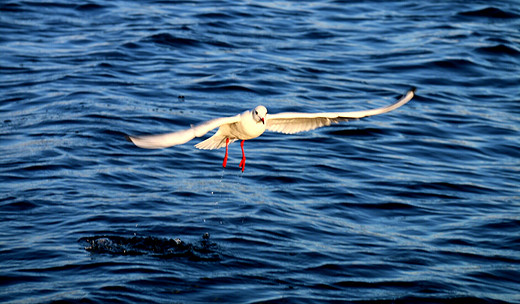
[222,138,229,168]
[239,140,246,172]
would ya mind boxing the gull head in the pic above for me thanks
[252,105,267,124]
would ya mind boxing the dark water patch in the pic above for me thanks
[457,7,520,19]
[478,218,520,231]
[147,33,201,48]
[214,85,256,93]
[0,64,32,74]
[308,58,349,67]
[431,58,485,71]
[80,233,221,261]
[467,268,520,289]
[255,174,311,185]
[436,237,475,248]
[350,202,420,211]
[1,93,39,108]
[206,38,235,48]
[301,30,336,40]
[0,2,24,13]
[0,273,48,287]
[21,163,74,173]
[74,3,106,12]
[121,41,141,49]
[96,62,113,69]
[481,142,520,160]
[11,1,75,11]
[476,44,520,56]
[0,200,39,212]
[196,12,235,20]
[171,190,211,199]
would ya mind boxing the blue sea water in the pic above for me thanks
[1,0,519,303]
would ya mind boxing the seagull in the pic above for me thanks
[128,88,415,171]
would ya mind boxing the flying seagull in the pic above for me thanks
[128,88,415,171]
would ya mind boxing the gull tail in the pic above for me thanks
[195,134,236,150]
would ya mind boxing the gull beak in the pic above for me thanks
[261,118,265,124]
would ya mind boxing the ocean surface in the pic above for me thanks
[1,1,519,303]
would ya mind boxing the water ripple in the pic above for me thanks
[1,0,519,303]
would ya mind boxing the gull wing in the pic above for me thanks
[266,88,415,134]
[127,114,241,149]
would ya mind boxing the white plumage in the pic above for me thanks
[128,88,415,171]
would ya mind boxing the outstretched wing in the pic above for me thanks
[127,115,241,149]
[266,88,415,134]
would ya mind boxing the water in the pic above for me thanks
[1,1,519,303]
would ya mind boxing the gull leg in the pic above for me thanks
[239,140,246,172]
[222,138,229,168]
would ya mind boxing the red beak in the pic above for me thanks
[261,118,265,124]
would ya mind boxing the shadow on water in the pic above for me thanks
[79,233,221,261]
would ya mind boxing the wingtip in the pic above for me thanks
[125,134,135,144]
[409,86,417,94]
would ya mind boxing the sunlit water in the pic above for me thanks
[1,1,519,303]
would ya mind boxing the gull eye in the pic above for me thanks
[255,111,258,115]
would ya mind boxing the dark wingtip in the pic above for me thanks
[410,86,417,93]
[125,134,133,143]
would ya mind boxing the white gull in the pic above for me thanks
[128,88,415,171]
